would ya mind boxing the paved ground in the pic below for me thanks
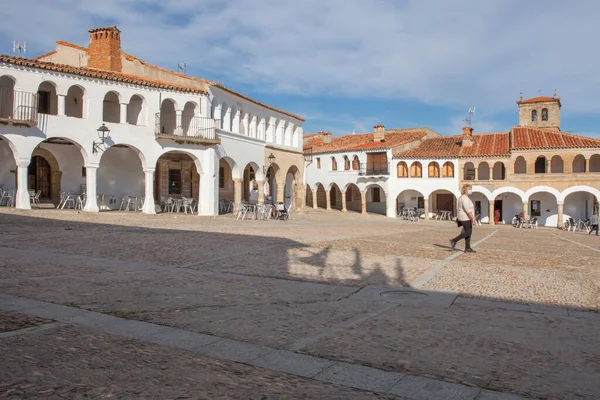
[0,207,599,399]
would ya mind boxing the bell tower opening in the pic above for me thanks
[517,92,561,130]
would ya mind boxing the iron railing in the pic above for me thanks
[0,88,38,122]
[358,162,390,176]
[155,112,218,141]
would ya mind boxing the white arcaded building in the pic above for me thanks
[0,26,305,214]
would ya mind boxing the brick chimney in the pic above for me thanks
[461,126,474,147]
[373,125,385,142]
[322,131,332,144]
[88,26,122,72]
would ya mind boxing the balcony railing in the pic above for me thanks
[0,88,38,125]
[154,112,219,143]
[358,163,390,176]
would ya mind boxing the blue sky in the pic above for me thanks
[2,0,600,137]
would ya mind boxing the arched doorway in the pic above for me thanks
[428,189,457,219]
[344,183,362,212]
[265,162,280,202]
[493,192,523,224]
[242,163,258,203]
[563,190,596,224]
[396,189,425,217]
[0,136,17,189]
[305,184,313,208]
[316,184,327,209]
[330,183,343,210]
[98,145,145,210]
[365,184,386,215]
[284,165,302,209]
[219,157,235,206]
[155,151,200,211]
[30,138,86,205]
[526,189,559,226]
[470,190,490,223]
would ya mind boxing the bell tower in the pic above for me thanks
[517,92,561,130]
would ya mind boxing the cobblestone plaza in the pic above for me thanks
[1,208,599,399]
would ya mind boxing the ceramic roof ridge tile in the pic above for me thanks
[511,126,600,149]
[0,54,207,94]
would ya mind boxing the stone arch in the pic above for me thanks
[492,161,505,180]
[305,184,313,208]
[284,165,302,209]
[471,185,493,200]
[102,90,121,123]
[65,84,85,118]
[108,142,148,170]
[344,183,362,212]
[127,94,145,125]
[535,155,547,173]
[491,187,526,203]
[329,182,343,210]
[589,154,600,172]
[478,162,490,180]
[428,189,458,219]
[524,185,560,201]
[364,183,387,215]
[514,156,527,174]
[572,154,586,173]
[99,144,146,206]
[30,147,61,204]
[395,188,425,217]
[154,150,202,204]
[220,156,240,179]
[550,155,564,173]
[560,185,600,203]
[463,161,475,180]
[315,183,327,209]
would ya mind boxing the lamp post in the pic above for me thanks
[93,123,110,153]
[263,153,276,175]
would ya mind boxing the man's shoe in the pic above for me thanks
[464,248,477,253]
[449,240,456,250]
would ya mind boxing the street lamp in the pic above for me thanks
[263,153,276,175]
[93,123,110,153]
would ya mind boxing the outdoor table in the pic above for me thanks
[97,194,115,210]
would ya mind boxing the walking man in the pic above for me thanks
[450,184,477,253]
[589,211,599,236]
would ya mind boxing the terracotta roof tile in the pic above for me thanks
[395,133,510,159]
[511,127,600,150]
[304,129,429,155]
[520,96,558,104]
[0,55,207,94]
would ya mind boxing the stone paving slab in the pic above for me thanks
[314,361,405,393]
[389,375,481,400]
[0,294,501,399]
[0,309,51,333]
[250,350,336,378]
[1,323,397,400]
[476,390,526,400]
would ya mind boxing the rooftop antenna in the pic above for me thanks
[538,89,542,96]
[177,62,187,74]
[463,107,476,127]
[12,40,26,56]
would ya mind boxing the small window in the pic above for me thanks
[219,167,224,188]
[82,166,86,177]
[531,109,537,122]
[352,156,360,170]
[316,158,321,169]
[331,157,337,171]
[530,200,541,217]
[344,156,350,170]
[417,196,424,209]
[541,108,548,121]
[372,187,381,202]
[169,169,182,195]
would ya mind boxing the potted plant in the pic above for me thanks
[494,209,501,225]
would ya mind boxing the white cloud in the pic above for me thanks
[2,0,600,116]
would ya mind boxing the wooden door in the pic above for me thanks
[366,152,387,174]
[437,193,454,213]
[36,156,51,198]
